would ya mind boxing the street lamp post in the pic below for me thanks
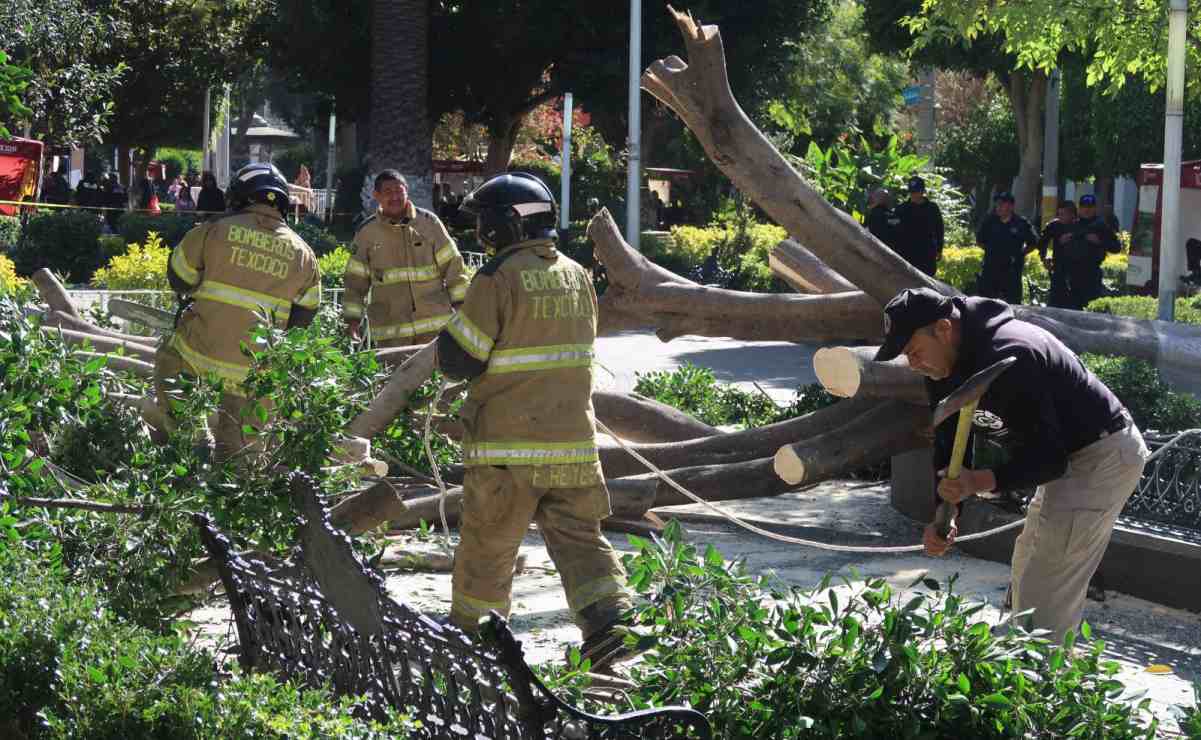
[626,0,642,250]
[1159,0,1188,321]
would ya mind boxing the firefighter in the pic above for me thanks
[436,172,634,669]
[155,162,321,461]
[342,170,468,347]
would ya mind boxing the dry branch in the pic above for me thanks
[774,401,928,485]
[589,208,881,343]
[346,340,438,440]
[31,269,82,318]
[812,346,928,404]
[770,239,857,294]
[593,390,721,443]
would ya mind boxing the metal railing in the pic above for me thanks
[1125,430,1201,533]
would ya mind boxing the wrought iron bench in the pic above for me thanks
[195,472,711,739]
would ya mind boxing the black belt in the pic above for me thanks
[1097,409,1133,440]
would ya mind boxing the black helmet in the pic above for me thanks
[229,162,290,216]
[460,172,557,250]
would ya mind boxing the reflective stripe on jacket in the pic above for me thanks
[167,203,321,395]
[342,202,467,342]
[444,239,601,472]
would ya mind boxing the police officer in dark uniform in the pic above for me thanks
[1076,194,1122,303]
[1037,200,1086,309]
[974,191,1038,303]
[865,188,901,251]
[893,176,945,276]
[876,287,1148,644]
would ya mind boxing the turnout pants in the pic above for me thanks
[153,344,262,462]
[451,465,632,638]
[374,331,438,349]
[1009,423,1148,643]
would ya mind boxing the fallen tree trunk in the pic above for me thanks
[346,340,438,440]
[76,352,155,378]
[812,346,928,404]
[606,457,792,507]
[590,208,882,343]
[770,239,857,294]
[41,309,159,346]
[41,326,157,360]
[598,397,876,479]
[593,390,721,443]
[31,269,82,318]
[774,401,928,485]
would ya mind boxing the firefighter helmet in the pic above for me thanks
[459,172,557,250]
[228,162,291,217]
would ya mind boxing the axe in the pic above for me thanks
[929,356,1017,540]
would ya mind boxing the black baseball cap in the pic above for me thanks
[994,191,1015,203]
[1079,193,1097,206]
[874,288,955,362]
[907,176,927,193]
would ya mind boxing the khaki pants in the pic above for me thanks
[1009,423,1148,643]
[153,344,261,462]
[451,465,632,638]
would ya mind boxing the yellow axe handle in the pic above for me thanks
[934,399,979,539]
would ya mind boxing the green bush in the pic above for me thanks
[318,246,352,289]
[0,540,419,739]
[0,214,20,251]
[116,211,200,249]
[937,246,1130,305]
[1081,354,1201,434]
[294,218,346,257]
[597,522,1161,738]
[1086,294,1201,325]
[11,209,111,283]
[156,147,200,181]
[642,219,789,292]
[633,362,836,429]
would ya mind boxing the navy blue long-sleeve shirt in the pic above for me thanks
[929,297,1126,492]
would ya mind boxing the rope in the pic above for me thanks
[595,417,1026,554]
[422,378,455,555]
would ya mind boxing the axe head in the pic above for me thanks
[931,356,1017,428]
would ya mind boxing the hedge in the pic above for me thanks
[1086,294,1201,325]
[937,245,1128,303]
[640,222,790,292]
[116,212,200,249]
[0,214,20,252]
[92,233,171,297]
[10,209,111,283]
[0,253,27,295]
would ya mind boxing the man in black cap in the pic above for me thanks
[974,191,1038,303]
[893,176,945,276]
[1036,200,1086,309]
[1076,193,1122,304]
[865,188,901,250]
[877,287,1148,643]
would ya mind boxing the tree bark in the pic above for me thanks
[606,457,794,508]
[31,268,81,318]
[75,352,155,378]
[812,346,929,404]
[639,11,945,306]
[40,327,157,361]
[345,339,437,440]
[592,390,721,443]
[590,208,882,343]
[770,239,857,294]
[41,311,156,346]
[1006,70,1047,221]
[483,111,522,177]
[773,401,928,486]
[598,398,877,479]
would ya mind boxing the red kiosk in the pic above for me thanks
[0,137,44,216]
[1128,159,1201,292]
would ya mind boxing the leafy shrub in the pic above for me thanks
[117,211,200,249]
[647,220,789,292]
[318,245,352,289]
[1081,353,1201,433]
[0,214,20,251]
[294,218,346,257]
[156,147,200,181]
[92,232,170,292]
[633,362,836,429]
[1086,294,1201,325]
[11,209,110,283]
[0,253,28,296]
[0,539,419,739]
[603,522,1161,739]
[937,246,1129,304]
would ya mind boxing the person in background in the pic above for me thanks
[974,191,1039,304]
[102,175,126,232]
[893,176,945,276]
[1037,201,1086,309]
[175,181,196,211]
[167,175,183,203]
[43,169,71,205]
[196,172,226,216]
[76,171,102,213]
[865,188,900,251]
[1075,193,1122,304]
[1186,237,1201,285]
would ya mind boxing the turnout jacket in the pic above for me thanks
[439,239,601,480]
[167,204,322,394]
[342,202,468,343]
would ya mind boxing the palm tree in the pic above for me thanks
[365,0,433,212]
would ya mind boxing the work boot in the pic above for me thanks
[572,619,644,673]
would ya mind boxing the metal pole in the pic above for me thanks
[1040,69,1060,227]
[1159,0,1188,322]
[219,84,231,190]
[560,92,573,230]
[202,87,211,176]
[326,105,337,221]
[626,0,642,250]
